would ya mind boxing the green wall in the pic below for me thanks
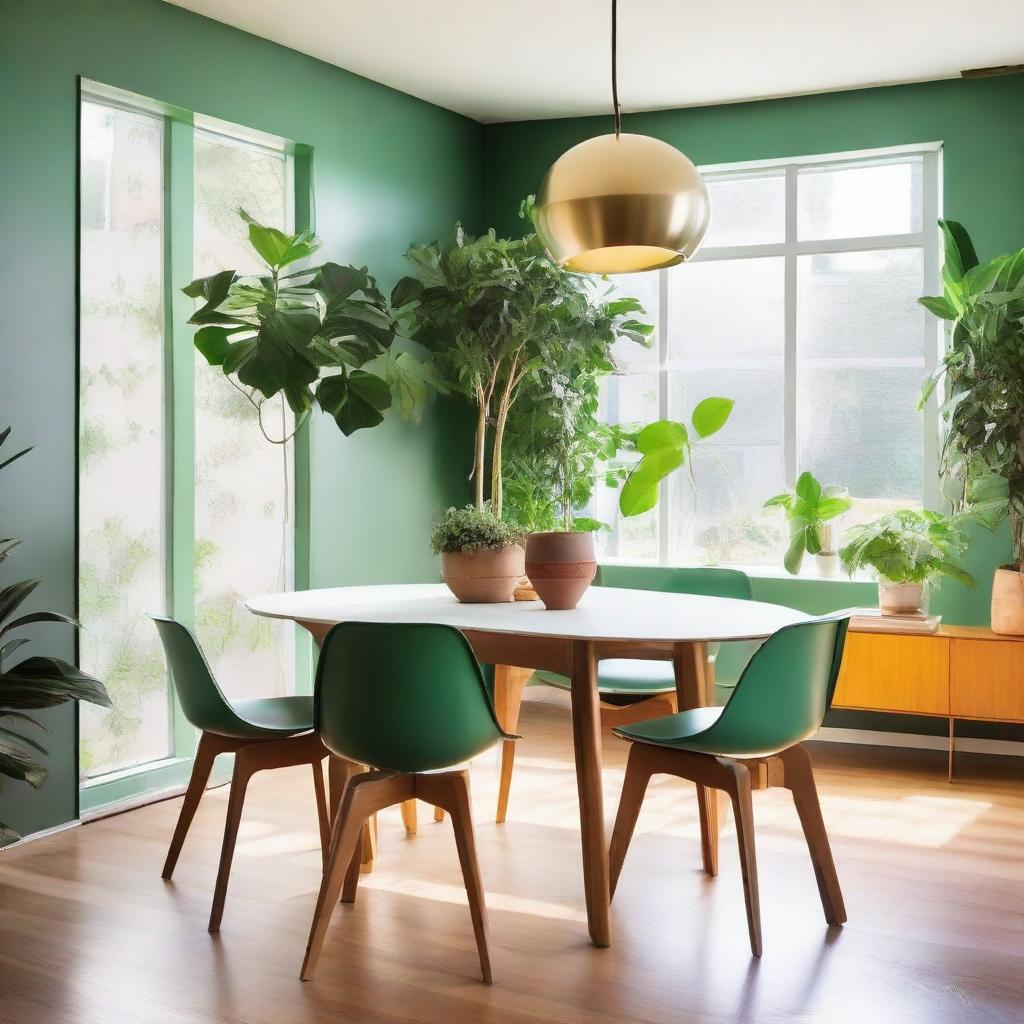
[486,76,1024,745]
[0,0,481,838]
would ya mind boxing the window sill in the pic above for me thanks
[599,557,876,585]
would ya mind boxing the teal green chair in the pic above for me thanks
[301,621,514,985]
[496,566,755,823]
[152,616,330,933]
[608,615,850,957]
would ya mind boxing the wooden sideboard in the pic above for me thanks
[832,625,1024,779]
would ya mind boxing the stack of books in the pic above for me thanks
[847,607,942,634]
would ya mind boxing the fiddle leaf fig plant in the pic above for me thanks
[918,218,1024,559]
[618,398,735,517]
[764,470,853,575]
[186,210,439,441]
[0,430,112,846]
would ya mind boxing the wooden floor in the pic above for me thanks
[1,700,1022,1024]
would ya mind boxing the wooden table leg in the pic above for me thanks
[674,641,723,875]
[570,639,612,948]
[493,664,532,824]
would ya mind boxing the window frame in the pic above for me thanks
[77,79,313,813]
[605,143,943,568]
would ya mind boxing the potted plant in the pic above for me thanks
[763,471,853,576]
[918,219,1024,632]
[431,505,525,603]
[839,508,974,615]
[0,429,112,845]
[186,210,441,443]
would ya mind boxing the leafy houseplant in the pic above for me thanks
[394,208,653,519]
[764,471,853,576]
[0,430,112,845]
[186,210,440,442]
[430,505,526,604]
[617,398,735,517]
[839,508,974,615]
[918,219,1024,632]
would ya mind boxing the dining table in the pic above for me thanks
[246,582,808,948]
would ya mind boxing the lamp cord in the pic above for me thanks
[611,0,621,138]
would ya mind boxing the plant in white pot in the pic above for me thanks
[431,505,525,604]
[763,471,852,577]
[918,219,1024,632]
[839,509,974,615]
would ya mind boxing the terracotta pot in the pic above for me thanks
[991,564,1024,635]
[878,578,925,615]
[441,546,525,604]
[525,531,596,611]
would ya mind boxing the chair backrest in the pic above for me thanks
[315,621,507,773]
[596,564,753,601]
[151,616,246,735]
[691,616,850,758]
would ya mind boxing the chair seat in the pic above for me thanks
[230,695,315,736]
[614,706,724,747]
[535,660,678,696]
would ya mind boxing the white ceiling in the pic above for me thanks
[166,0,1024,124]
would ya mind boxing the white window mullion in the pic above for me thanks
[784,164,798,488]
[657,266,671,565]
[921,148,942,511]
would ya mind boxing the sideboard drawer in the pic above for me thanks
[950,639,1024,723]
[833,633,949,715]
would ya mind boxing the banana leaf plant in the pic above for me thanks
[185,210,443,442]
[0,430,111,846]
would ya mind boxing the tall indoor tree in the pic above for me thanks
[393,210,652,518]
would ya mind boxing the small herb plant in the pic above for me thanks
[430,505,525,555]
[617,398,735,517]
[764,471,853,575]
[839,508,974,587]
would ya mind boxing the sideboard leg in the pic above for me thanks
[948,717,955,783]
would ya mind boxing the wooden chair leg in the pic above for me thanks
[162,731,228,880]
[328,755,376,880]
[608,743,656,898]
[419,770,492,984]
[728,762,762,957]
[778,745,846,925]
[696,786,728,877]
[493,665,531,824]
[208,746,256,933]
[401,799,418,836]
[312,758,330,870]
[302,773,415,981]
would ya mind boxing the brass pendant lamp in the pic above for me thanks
[535,0,710,274]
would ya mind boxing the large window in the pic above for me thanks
[79,90,299,785]
[597,146,940,568]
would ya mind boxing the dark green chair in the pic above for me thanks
[301,621,513,985]
[608,615,850,957]
[152,616,329,933]
[496,566,754,823]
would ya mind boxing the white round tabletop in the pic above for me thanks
[246,583,806,644]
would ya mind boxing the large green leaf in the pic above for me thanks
[783,527,807,575]
[379,351,447,423]
[234,311,320,399]
[0,426,31,473]
[939,219,979,281]
[316,370,392,436]
[391,276,423,310]
[691,397,734,438]
[618,448,685,517]
[0,656,112,710]
[636,419,688,454]
[918,295,957,320]
[795,470,822,506]
[0,580,38,630]
[194,325,252,367]
[0,743,46,788]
